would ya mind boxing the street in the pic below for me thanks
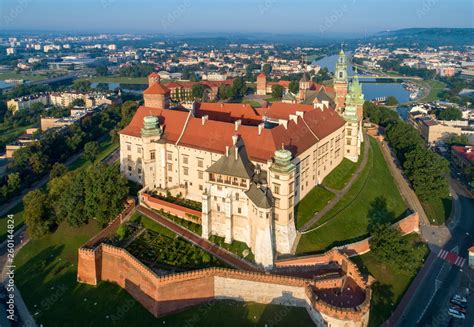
[395,177,474,327]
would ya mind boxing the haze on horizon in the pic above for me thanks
[0,0,473,36]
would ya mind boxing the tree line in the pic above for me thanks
[364,102,450,215]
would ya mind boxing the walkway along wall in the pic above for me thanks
[77,243,371,327]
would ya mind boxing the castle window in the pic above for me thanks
[128,166,132,171]
[137,146,142,154]
[274,184,280,195]
[346,139,351,145]
[347,129,352,136]
[150,151,156,160]
[198,171,203,179]
[235,193,239,201]
[339,72,343,78]
[274,174,280,180]
[217,205,221,212]
[138,168,142,175]
[237,207,241,214]
[183,156,189,165]
[199,184,203,191]
[183,167,189,176]
[168,176,172,182]
[198,158,203,168]
[167,151,173,161]
[167,163,172,172]
[127,155,131,161]
[126,143,131,151]
[275,198,280,208]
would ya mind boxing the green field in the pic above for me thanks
[422,197,452,225]
[67,136,119,171]
[416,79,446,102]
[89,76,149,85]
[0,72,47,81]
[296,137,408,254]
[295,186,335,229]
[352,234,429,327]
[322,140,365,191]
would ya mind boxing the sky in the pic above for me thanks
[0,0,472,36]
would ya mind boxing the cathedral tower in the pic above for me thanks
[334,48,348,112]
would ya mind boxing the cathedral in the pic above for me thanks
[119,50,364,267]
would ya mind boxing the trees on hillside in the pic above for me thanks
[386,96,398,106]
[83,141,100,162]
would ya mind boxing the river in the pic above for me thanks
[313,53,411,103]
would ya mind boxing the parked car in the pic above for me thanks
[451,299,467,308]
[452,294,467,303]
[450,303,466,314]
[448,308,465,319]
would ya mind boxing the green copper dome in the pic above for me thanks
[271,148,295,174]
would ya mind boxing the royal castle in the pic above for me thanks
[119,50,364,267]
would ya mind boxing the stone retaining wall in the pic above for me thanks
[141,192,201,224]
[77,243,370,326]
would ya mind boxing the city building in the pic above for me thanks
[451,146,474,171]
[119,51,364,267]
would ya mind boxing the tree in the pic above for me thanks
[72,80,91,92]
[48,172,87,227]
[24,190,52,239]
[262,63,272,76]
[50,163,67,179]
[218,84,234,100]
[437,107,462,121]
[83,141,99,162]
[271,85,284,99]
[83,164,129,226]
[71,98,85,107]
[386,96,398,106]
[444,133,469,146]
[7,172,21,193]
[403,146,449,201]
[96,65,108,76]
[369,223,425,274]
[191,84,206,100]
[289,80,299,94]
[232,78,247,98]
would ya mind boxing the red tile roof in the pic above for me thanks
[143,83,170,95]
[263,102,314,120]
[452,146,474,162]
[120,103,345,162]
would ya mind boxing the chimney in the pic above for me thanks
[295,111,304,118]
[279,120,288,129]
[258,123,264,135]
[202,115,208,125]
[235,119,242,131]
[232,134,238,146]
[225,145,230,157]
[289,114,298,124]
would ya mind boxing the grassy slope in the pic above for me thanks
[352,234,429,327]
[296,138,407,254]
[295,186,335,229]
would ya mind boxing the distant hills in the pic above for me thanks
[365,28,474,48]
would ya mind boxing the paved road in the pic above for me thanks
[137,205,260,272]
[299,133,370,233]
[388,177,474,327]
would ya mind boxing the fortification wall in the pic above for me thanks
[278,212,420,267]
[77,244,370,326]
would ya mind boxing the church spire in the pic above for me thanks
[335,46,347,84]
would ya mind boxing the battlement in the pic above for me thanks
[77,242,371,326]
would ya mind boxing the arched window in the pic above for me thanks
[339,72,343,78]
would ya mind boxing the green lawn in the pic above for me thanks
[242,99,262,108]
[295,186,335,229]
[351,234,429,327]
[417,80,446,102]
[296,137,408,254]
[89,76,149,85]
[67,136,119,171]
[422,196,452,225]
[0,72,47,81]
[130,212,176,238]
[322,141,365,190]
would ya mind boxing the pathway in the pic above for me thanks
[136,205,260,272]
[299,132,371,233]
